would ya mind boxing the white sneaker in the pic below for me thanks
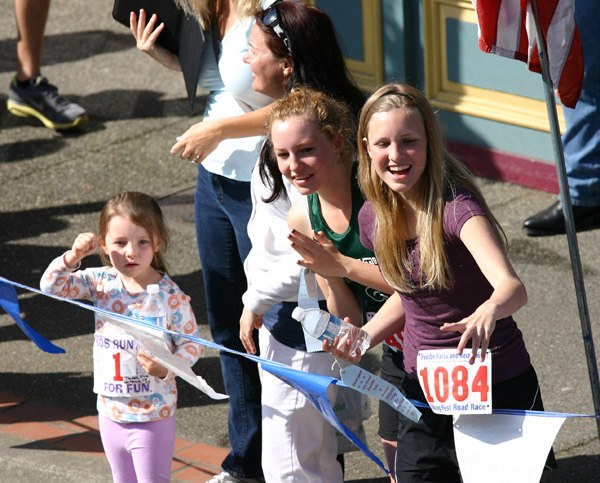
[205,471,265,483]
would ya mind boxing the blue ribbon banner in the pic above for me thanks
[2,275,597,474]
[0,280,64,354]
[0,276,388,473]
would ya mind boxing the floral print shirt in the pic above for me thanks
[41,254,202,423]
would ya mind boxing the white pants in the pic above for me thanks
[258,327,343,483]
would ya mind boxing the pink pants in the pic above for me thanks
[99,415,176,483]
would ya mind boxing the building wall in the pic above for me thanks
[309,0,563,193]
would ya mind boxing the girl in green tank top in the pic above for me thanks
[265,86,406,481]
[264,86,392,323]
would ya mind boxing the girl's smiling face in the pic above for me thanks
[364,108,428,202]
[271,115,341,195]
[101,215,159,286]
[243,24,291,99]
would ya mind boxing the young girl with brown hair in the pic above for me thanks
[41,191,202,483]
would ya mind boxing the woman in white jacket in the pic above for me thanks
[237,1,365,481]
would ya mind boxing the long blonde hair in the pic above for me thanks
[175,0,261,29]
[358,83,505,293]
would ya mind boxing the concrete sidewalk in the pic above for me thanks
[1,0,600,481]
[0,391,227,482]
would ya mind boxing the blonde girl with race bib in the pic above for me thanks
[40,191,202,483]
[324,84,555,482]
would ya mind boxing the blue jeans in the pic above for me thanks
[195,165,262,478]
[562,0,600,206]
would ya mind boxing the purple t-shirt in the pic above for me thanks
[359,188,530,383]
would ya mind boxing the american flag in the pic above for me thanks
[471,0,583,108]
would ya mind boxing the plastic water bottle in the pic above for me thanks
[291,307,371,357]
[139,284,168,342]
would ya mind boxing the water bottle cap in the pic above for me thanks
[291,307,306,321]
[147,284,159,294]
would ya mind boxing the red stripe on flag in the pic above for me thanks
[471,0,583,108]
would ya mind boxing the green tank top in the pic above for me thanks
[307,165,388,322]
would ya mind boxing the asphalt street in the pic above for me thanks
[1,0,599,481]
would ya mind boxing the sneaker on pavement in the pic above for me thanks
[205,471,265,483]
[7,75,88,130]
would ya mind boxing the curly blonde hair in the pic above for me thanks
[259,86,357,202]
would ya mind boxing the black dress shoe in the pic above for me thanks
[523,200,600,236]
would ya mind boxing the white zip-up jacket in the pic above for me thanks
[242,166,303,315]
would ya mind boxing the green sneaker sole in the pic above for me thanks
[7,99,88,130]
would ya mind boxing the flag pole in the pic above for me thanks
[530,0,600,438]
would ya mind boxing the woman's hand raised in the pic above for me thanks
[130,9,181,71]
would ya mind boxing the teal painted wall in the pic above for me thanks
[445,18,545,100]
[381,0,424,88]
[441,15,557,163]
[439,111,557,162]
[318,0,364,60]
[318,0,557,166]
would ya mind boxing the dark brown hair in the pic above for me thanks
[255,1,364,116]
[255,1,365,202]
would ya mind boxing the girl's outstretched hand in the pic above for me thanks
[440,301,498,364]
[322,337,362,364]
[288,229,349,278]
[322,316,364,364]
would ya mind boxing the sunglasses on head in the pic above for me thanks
[262,0,291,53]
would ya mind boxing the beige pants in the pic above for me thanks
[258,327,343,483]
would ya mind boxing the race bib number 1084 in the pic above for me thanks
[416,349,492,415]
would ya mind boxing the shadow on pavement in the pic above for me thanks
[343,453,600,483]
[1,357,226,417]
[1,372,97,415]
[10,430,104,453]
[345,479,388,483]
[541,454,600,482]
[0,200,105,243]
[0,138,67,163]
[0,88,204,142]
[0,30,134,73]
